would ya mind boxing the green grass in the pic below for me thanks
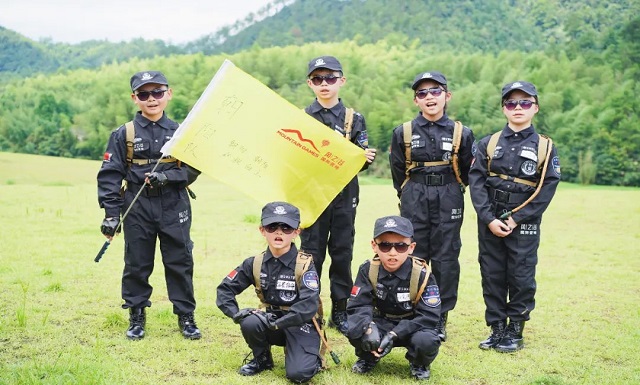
[1,151,639,385]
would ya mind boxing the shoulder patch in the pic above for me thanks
[552,156,561,176]
[103,152,112,162]
[350,286,361,297]
[421,285,441,308]
[226,269,238,281]
[302,271,319,291]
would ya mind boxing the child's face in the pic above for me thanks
[413,79,450,121]
[502,90,538,129]
[260,223,301,256]
[371,232,415,272]
[131,82,172,121]
[307,69,345,103]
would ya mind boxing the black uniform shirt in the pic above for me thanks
[216,244,320,329]
[347,257,441,340]
[469,124,561,224]
[390,113,475,194]
[97,112,198,218]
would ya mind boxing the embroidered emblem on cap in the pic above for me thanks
[273,205,287,215]
[511,82,523,89]
[314,58,326,67]
[422,72,433,79]
[141,72,153,81]
[384,218,398,229]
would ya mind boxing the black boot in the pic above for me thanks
[178,312,202,340]
[409,363,431,380]
[328,299,348,335]
[478,320,506,350]
[238,350,274,376]
[436,312,448,342]
[126,307,146,340]
[351,358,378,374]
[495,320,525,353]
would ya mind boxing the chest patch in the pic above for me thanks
[279,291,297,302]
[521,160,537,176]
[276,280,296,291]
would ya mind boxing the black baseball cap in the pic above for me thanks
[501,81,538,99]
[261,201,301,229]
[373,216,414,239]
[130,71,169,91]
[411,71,447,90]
[307,56,342,76]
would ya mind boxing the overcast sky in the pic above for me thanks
[0,0,274,44]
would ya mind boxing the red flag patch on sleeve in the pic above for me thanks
[103,152,112,162]
[226,270,238,280]
[350,286,361,297]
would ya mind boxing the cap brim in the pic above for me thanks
[373,229,413,239]
[307,66,342,76]
[261,216,300,228]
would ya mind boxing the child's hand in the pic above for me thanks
[488,219,512,237]
[364,148,377,163]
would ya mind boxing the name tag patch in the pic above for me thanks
[276,280,296,291]
[397,292,410,302]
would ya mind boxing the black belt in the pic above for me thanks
[127,183,166,197]
[374,309,414,320]
[490,188,531,204]
[409,173,456,186]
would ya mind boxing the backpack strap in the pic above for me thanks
[486,131,501,173]
[125,121,135,165]
[252,252,267,307]
[344,107,355,139]
[368,255,381,289]
[409,256,431,306]
[401,121,414,189]
[451,121,465,191]
[487,131,549,188]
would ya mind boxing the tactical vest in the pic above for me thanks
[401,120,464,189]
[367,255,431,307]
[124,121,178,166]
[486,131,551,188]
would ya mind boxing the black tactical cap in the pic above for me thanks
[307,56,343,76]
[261,201,301,228]
[373,215,414,239]
[411,71,447,90]
[501,81,538,99]
[130,71,169,91]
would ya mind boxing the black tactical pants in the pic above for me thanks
[240,314,321,383]
[300,192,356,302]
[121,186,195,315]
[400,181,463,313]
[477,216,540,325]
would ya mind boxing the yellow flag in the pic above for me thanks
[161,60,366,228]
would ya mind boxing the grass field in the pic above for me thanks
[0,151,639,385]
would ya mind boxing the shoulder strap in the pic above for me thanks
[295,251,314,287]
[125,121,135,166]
[451,121,464,188]
[409,256,431,306]
[537,134,550,171]
[344,108,355,139]
[368,256,381,290]
[486,131,501,172]
[252,252,266,305]
[401,121,413,189]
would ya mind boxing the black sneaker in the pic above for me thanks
[178,312,201,340]
[351,358,378,374]
[238,350,274,376]
[126,307,146,340]
[410,363,431,380]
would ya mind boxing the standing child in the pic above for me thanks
[347,215,441,381]
[97,71,201,340]
[468,81,560,353]
[216,202,322,384]
[389,71,475,341]
[301,55,376,334]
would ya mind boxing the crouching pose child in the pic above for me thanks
[347,215,441,381]
[216,202,322,384]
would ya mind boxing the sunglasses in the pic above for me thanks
[415,87,444,99]
[264,223,296,234]
[135,89,168,101]
[503,99,537,110]
[376,242,411,253]
[309,74,340,86]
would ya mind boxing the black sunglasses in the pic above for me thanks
[309,74,340,86]
[264,223,296,234]
[135,89,168,101]
[503,99,537,111]
[415,87,444,99]
[376,242,410,253]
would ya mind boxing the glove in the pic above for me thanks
[361,321,381,351]
[378,332,397,358]
[254,311,278,330]
[100,217,120,237]
[232,308,256,324]
[146,172,168,188]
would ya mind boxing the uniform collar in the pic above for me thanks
[308,99,344,115]
[416,113,450,128]
[378,257,412,280]
[134,111,172,129]
[264,244,298,268]
[503,123,535,138]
